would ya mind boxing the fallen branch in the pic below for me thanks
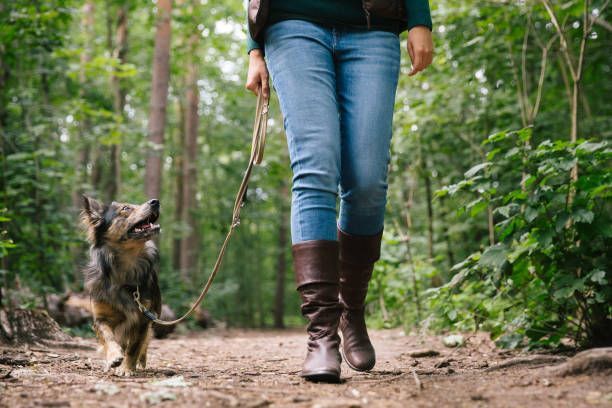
[486,355,567,372]
[350,372,410,384]
[549,348,612,377]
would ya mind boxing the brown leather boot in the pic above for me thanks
[293,240,342,383]
[338,228,382,372]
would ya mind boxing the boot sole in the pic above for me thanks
[301,370,341,383]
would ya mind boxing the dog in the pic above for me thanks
[81,196,162,376]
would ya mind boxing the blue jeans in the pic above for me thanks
[265,20,400,244]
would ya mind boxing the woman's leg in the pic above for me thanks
[335,28,401,372]
[265,20,341,245]
[336,29,401,235]
[265,20,343,383]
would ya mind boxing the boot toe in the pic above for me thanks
[342,347,375,372]
[302,348,342,382]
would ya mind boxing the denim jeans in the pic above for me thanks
[264,20,400,244]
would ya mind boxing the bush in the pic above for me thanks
[431,129,611,348]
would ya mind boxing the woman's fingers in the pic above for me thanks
[408,47,423,76]
[407,39,415,65]
[246,49,269,98]
[407,26,434,76]
[260,72,270,100]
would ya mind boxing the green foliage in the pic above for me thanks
[0,210,16,258]
[430,130,611,348]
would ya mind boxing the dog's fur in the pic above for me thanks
[81,196,162,376]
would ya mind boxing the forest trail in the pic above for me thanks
[0,328,610,408]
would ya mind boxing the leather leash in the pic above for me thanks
[133,90,269,326]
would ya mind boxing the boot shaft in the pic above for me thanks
[292,240,339,287]
[292,240,342,337]
[291,240,342,382]
[338,229,382,309]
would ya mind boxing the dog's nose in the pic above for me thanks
[148,199,160,208]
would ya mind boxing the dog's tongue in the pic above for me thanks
[142,223,151,230]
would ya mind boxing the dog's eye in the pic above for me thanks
[121,206,131,212]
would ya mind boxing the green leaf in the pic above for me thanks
[478,244,508,269]
[516,127,533,142]
[446,269,469,288]
[469,199,489,217]
[553,287,575,300]
[495,333,523,349]
[524,206,538,222]
[497,203,520,218]
[464,162,491,178]
[589,270,607,285]
[572,209,594,224]
[577,141,606,153]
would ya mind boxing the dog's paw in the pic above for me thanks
[114,364,135,377]
[137,360,147,370]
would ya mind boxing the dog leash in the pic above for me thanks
[133,89,269,326]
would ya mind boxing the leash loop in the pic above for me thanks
[134,89,269,326]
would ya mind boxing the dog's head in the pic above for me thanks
[81,196,161,248]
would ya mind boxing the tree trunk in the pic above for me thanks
[173,100,184,272]
[398,167,421,324]
[273,180,289,328]
[422,160,434,261]
[107,5,127,201]
[145,0,172,200]
[70,0,95,284]
[71,0,94,210]
[541,0,591,207]
[179,33,199,282]
[439,196,455,270]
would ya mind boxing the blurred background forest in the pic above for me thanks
[0,0,610,349]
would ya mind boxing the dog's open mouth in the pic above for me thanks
[127,213,161,239]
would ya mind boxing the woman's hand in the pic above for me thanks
[245,49,270,99]
[407,26,434,76]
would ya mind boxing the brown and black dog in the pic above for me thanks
[81,196,161,376]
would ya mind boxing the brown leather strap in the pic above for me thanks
[135,90,269,326]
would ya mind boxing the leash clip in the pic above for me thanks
[133,285,159,321]
[133,285,145,313]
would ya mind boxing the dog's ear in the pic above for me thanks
[81,195,104,226]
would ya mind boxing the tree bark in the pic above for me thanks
[71,0,94,209]
[70,0,95,284]
[108,5,127,200]
[439,196,455,270]
[145,0,172,200]
[397,167,421,324]
[540,0,591,206]
[422,160,434,261]
[179,33,199,282]
[173,100,184,272]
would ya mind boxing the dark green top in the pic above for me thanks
[247,0,432,53]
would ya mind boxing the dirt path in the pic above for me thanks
[1,328,610,407]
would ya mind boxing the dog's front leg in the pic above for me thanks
[94,320,124,371]
[115,320,150,376]
[136,326,152,369]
